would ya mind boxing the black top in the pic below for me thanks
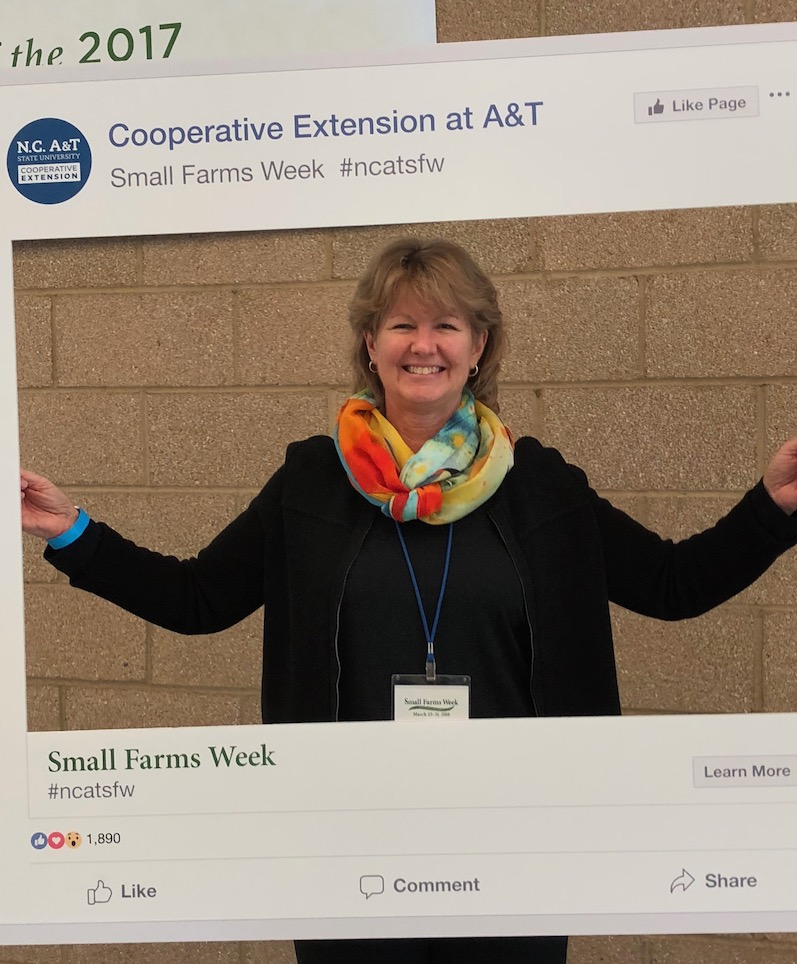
[44,436,797,724]
[338,509,535,721]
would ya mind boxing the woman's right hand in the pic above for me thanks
[20,469,79,540]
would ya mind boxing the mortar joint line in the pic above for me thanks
[537,385,547,443]
[756,384,768,477]
[324,226,334,280]
[15,276,355,297]
[49,293,59,387]
[16,257,797,297]
[497,258,797,283]
[27,675,260,698]
[135,236,144,286]
[526,217,542,272]
[141,390,150,488]
[231,287,241,385]
[751,205,761,263]
[144,622,154,685]
[753,608,765,713]
[58,683,67,731]
[637,273,648,379]
[328,388,341,435]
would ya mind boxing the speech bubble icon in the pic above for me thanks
[359,874,385,899]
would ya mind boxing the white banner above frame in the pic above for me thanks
[0,0,437,74]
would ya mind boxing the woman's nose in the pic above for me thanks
[410,326,435,352]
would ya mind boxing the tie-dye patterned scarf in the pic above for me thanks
[334,390,514,524]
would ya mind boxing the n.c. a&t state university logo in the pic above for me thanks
[7,117,92,204]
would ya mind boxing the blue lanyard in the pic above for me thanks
[394,521,454,682]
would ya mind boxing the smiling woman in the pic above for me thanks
[18,236,797,964]
[350,238,505,415]
[364,296,486,450]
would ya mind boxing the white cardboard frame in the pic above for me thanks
[3,22,797,945]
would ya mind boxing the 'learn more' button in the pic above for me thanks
[634,86,759,123]
[694,755,797,787]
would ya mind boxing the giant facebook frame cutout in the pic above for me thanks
[3,22,797,946]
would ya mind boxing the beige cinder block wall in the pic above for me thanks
[12,1,797,963]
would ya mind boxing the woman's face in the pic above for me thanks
[364,293,486,428]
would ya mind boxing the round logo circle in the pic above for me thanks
[7,118,92,204]
[30,832,48,850]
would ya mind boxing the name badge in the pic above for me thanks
[392,674,471,721]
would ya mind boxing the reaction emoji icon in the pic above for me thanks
[47,831,65,850]
[66,831,82,849]
[30,832,48,850]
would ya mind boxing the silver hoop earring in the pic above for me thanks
[368,360,378,373]
[469,364,479,378]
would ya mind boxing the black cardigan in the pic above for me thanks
[46,436,797,723]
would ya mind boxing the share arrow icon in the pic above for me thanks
[670,869,696,893]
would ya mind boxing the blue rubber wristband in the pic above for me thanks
[47,507,90,549]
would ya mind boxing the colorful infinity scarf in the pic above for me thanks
[334,390,514,524]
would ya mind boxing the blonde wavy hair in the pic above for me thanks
[349,237,506,412]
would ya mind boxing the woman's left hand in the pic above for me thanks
[763,437,797,516]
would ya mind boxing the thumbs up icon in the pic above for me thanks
[30,832,48,850]
[87,880,113,905]
[648,98,664,116]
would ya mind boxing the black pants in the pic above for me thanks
[295,936,567,963]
